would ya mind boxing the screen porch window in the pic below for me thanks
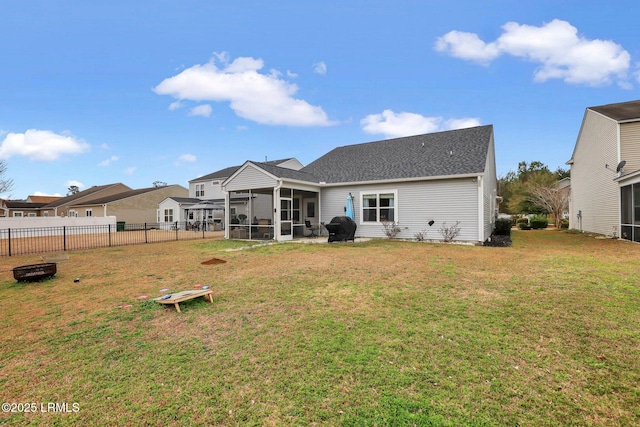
[362,191,396,222]
[621,183,640,242]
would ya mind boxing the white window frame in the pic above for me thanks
[28,212,37,217]
[85,209,93,217]
[164,208,174,223]
[43,211,49,217]
[359,190,398,224]
[69,210,78,218]
[195,183,205,198]
[13,211,23,217]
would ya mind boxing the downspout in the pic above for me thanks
[103,204,107,217]
[477,176,484,242]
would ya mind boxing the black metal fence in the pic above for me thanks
[0,221,222,257]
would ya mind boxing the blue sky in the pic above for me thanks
[2,1,639,198]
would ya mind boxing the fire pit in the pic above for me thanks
[12,263,57,282]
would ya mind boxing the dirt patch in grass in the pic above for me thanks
[0,232,638,425]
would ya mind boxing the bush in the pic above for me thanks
[439,221,462,242]
[560,218,569,229]
[381,220,401,239]
[518,222,531,230]
[530,215,549,229]
[516,217,529,226]
[494,218,512,236]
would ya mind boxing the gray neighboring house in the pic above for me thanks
[567,99,640,241]
[177,159,304,233]
[221,125,498,242]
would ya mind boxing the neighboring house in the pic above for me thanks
[40,183,133,217]
[567,99,640,241]
[183,158,304,232]
[26,195,62,204]
[221,125,498,243]
[0,195,63,217]
[0,200,49,217]
[69,184,188,224]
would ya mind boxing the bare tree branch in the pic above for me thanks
[526,181,569,228]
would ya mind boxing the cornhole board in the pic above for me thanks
[153,289,213,313]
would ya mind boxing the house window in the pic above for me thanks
[43,212,49,217]
[164,208,174,222]
[211,181,220,186]
[86,209,93,217]
[361,191,397,223]
[307,201,316,218]
[69,210,78,218]
[28,212,36,217]
[13,212,23,217]
[195,183,205,197]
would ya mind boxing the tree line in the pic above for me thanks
[498,161,570,228]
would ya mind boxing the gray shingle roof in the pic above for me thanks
[190,158,296,183]
[249,161,320,183]
[589,100,640,121]
[301,125,493,184]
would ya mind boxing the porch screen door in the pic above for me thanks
[280,198,293,240]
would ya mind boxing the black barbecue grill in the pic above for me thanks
[325,216,357,242]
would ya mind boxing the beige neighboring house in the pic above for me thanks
[69,184,188,224]
[40,183,133,217]
[0,195,63,217]
[567,99,640,241]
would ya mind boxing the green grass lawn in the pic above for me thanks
[0,231,638,426]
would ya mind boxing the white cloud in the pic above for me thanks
[168,101,183,111]
[0,129,90,161]
[98,155,119,167]
[287,70,298,78]
[178,153,196,163]
[435,31,500,65]
[100,143,110,149]
[189,104,212,117]
[153,52,335,126]
[313,61,327,75]
[435,19,631,86]
[360,109,481,138]
[123,167,136,175]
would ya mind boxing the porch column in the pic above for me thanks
[224,191,230,239]
[274,187,281,241]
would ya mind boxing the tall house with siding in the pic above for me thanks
[567,99,640,240]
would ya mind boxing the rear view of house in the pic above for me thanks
[567,100,640,241]
[221,125,498,243]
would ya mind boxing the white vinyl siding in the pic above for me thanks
[225,165,278,192]
[482,135,498,241]
[321,179,479,241]
[620,121,640,174]
[570,110,620,235]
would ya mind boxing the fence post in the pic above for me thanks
[145,223,148,244]
[8,228,11,257]
[63,226,67,251]
[108,224,112,247]
[175,222,178,240]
